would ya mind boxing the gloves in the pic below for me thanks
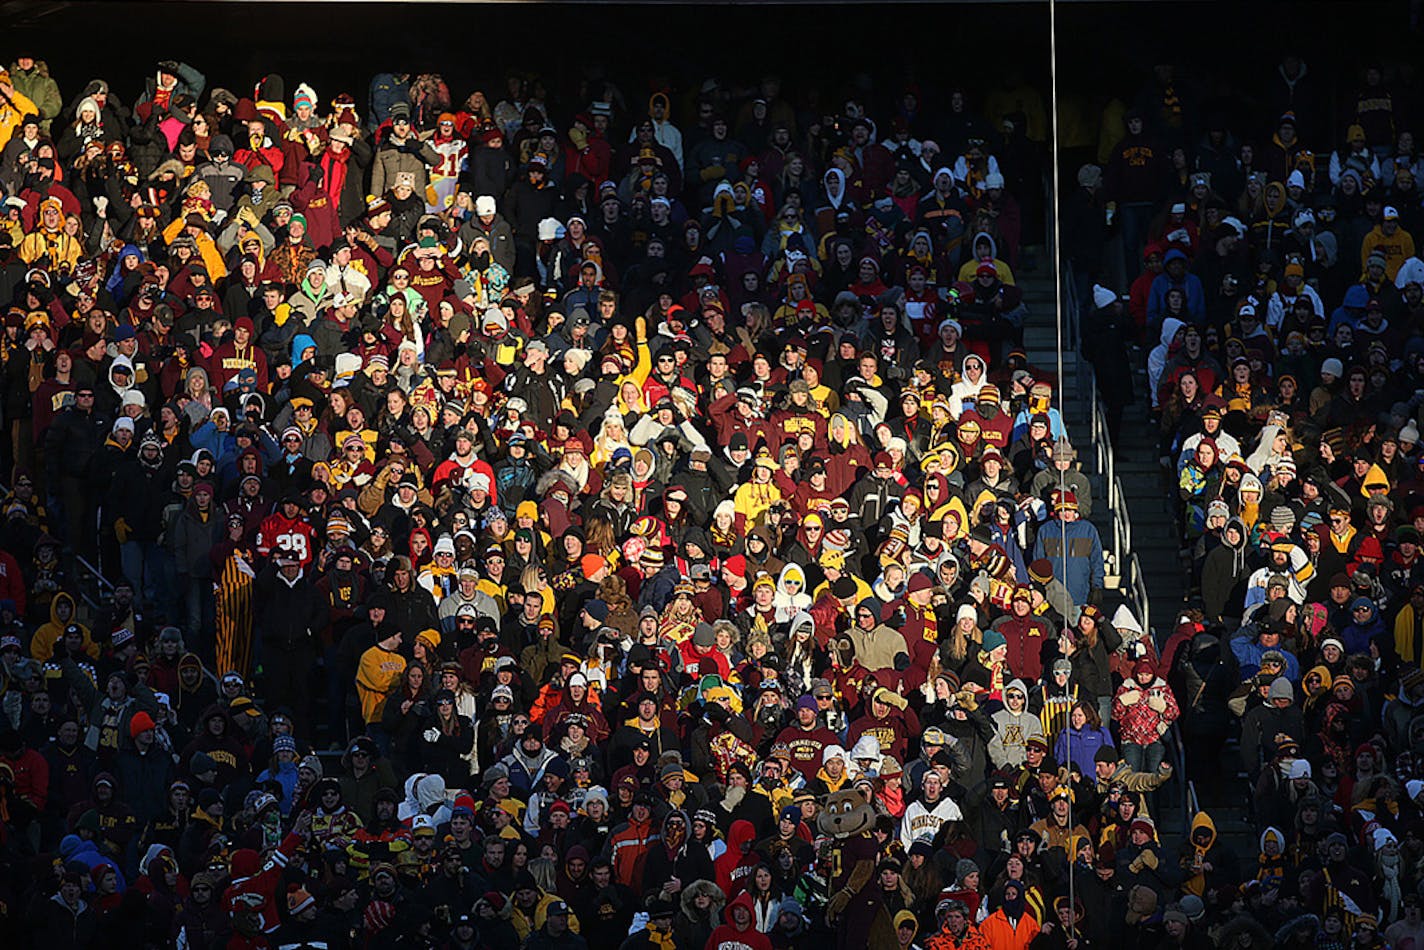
[93,196,109,213]
[878,689,908,711]
[115,517,132,544]
[423,727,440,742]
[1118,689,1141,707]
[1147,693,1168,713]
[1140,849,1159,870]
[701,164,726,182]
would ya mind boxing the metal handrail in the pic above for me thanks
[1056,193,1188,826]
[1166,722,1191,824]
[1060,267,1081,358]
[72,554,113,614]
[1097,403,1114,491]
[1128,551,1150,637]
[1112,476,1132,557]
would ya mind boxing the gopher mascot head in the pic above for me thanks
[818,787,877,839]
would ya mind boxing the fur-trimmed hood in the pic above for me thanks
[680,879,725,919]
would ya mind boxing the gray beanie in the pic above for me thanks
[1268,676,1294,702]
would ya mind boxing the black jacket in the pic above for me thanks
[253,563,327,651]
[45,405,111,484]
[110,458,172,543]
[506,178,562,243]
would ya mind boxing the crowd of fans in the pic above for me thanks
[1064,55,1424,949]
[0,42,1417,950]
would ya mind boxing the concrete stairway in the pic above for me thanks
[1113,355,1188,613]
[1018,269,1204,842]
[1019,275,1119,608]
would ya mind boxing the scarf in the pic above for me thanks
[877,782,905,818]
[322,148,350,205]
[644,921,677,950]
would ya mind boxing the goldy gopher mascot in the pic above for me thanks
[819,788,896,950]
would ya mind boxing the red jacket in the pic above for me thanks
[995,615,1052,683]
[774,724,840,781]
[0,747,48,812]
[564,134,612,184]
[678,642,731,681]
[234,140,284,175]
[223,832,301,933]
[706,892,773,950]
[707,392,772,450]
[255,511,317,567]
[0,548,26,615]
[291,176,340,254]
[431,454,496,498]
[208,340,269,391]
[808,590,845,647]
[713,820,761,899]
[845,709,914,763]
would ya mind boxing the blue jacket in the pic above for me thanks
[1032,517,1104,606]
[1146,250,1206,324]
[1230,630,1301,682]
[1341,615,1385,655]
[256,761,300,814]
[58,835,127,891]
[1055,725,1114,777]
[637,565,681,612]
[289,333,319,367]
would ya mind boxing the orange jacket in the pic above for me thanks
[978,910,1039,950]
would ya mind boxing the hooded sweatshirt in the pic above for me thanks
[714,819,760,899]
[1147,316,1185,408]
[30,591,97,660]
[988,679,1045,768]
[706,891,773,950]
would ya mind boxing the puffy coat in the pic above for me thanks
[371,134,440,197]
